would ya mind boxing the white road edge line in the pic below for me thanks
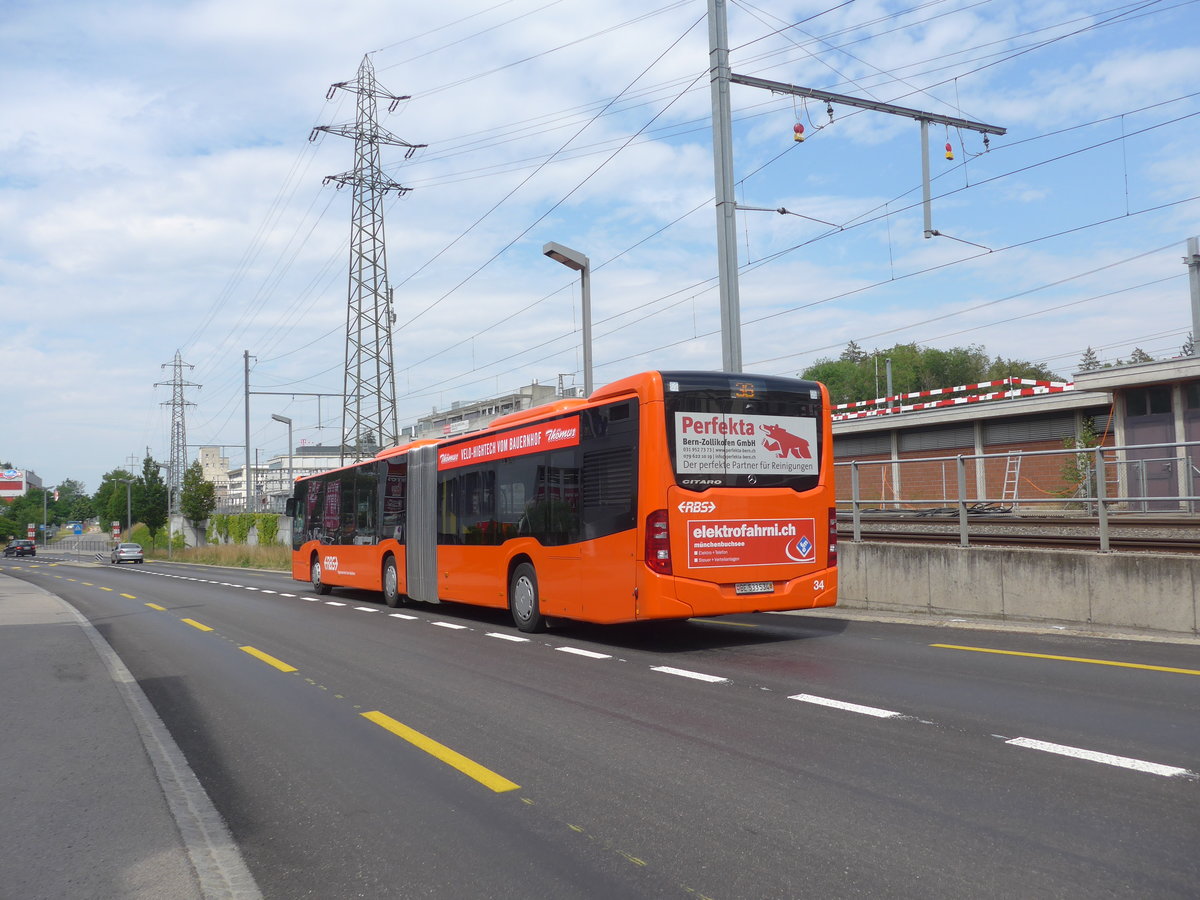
[651,666,728,684]
[557,647,611,659]
[789,693,902,719]
[60,590,262,897]
[354,606,378,613]
[487,633,529,642]
[432,622,468,630]
[389,613,418,620]
[1006,737,1193,778]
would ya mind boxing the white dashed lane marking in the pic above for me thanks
[116,566,1198,781]
[789,693,903,719]
[650,666,729,684]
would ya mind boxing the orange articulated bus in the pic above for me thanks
[287,370,837,631]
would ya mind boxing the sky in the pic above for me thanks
[3,0,1199,493]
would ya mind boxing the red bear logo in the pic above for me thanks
[760,423,811,459]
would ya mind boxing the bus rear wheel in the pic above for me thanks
[382,557,404,608]
[509,562,545,633]
[311,557,331,596]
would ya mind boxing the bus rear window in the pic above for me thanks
[663,374,822,491]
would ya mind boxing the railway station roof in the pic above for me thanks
[833,385,1111,436]
[1071,355,1200,392]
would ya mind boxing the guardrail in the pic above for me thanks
[837,440,1200,552]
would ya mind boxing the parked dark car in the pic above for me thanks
[4,539,37,557]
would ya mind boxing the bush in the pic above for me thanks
[228,513,255,544]
[255,514,279,546]
[159,543,291,570]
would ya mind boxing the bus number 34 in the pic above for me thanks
[813,580,825,592]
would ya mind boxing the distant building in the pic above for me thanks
[0,468,42,503]
[222,444,350,513]
[197,447,231,504]
[410,380,578,440]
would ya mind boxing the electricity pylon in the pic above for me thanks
[311,54,426,464]
[155,350,199,512]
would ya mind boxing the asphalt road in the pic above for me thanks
[7,553,1199,899]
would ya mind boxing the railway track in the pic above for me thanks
[837,514,1200,554]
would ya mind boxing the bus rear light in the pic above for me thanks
[645,509,672,575]
[827,507,838,567]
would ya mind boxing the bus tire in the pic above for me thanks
[382,556,403,608]
[311,556,331,596]
[509,562,545,633]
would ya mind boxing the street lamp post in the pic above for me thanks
[271,414,293,500]
[542,241,593,396]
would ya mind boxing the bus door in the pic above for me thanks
[406,444,439,603]
[532,451,584,618]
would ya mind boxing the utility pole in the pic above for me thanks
[156,351,199,521]
[707,1,1004,372]
[244,350,254,512]
[1186,236,1200,356]
[311,54,426,465]
[708,0,742,373]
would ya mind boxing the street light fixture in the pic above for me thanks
[271,414,294,497]
[542,241,593,396]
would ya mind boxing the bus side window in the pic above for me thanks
[459,469,498,545]
[500,456,539,538]
[382,461,406,544]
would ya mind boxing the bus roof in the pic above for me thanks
[296,370,825,482]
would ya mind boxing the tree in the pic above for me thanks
[984,356,1062,382]
[51,478,89,521]
[1182,332,1194,357]
[137,456,168,541]
[1128,347,1154,364]
[839,340,867,363]
[68,495,95,523]
[94,470,137,532]
[179,460,216,533]
[800,342,1063,403]
[0,487,52,543]
[800,358,863,404]
[1078,346,1100,371]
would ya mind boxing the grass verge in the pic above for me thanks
[145,543,291,570]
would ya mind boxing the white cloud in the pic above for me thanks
[1,0,1198,489]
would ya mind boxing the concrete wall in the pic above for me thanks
[838,542,1199,637]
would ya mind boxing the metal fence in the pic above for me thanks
[837,439,1200,552]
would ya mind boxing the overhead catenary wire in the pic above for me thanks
[177,0,1200,451]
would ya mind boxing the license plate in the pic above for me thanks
[735,581,774,595]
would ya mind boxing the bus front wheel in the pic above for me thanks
[311,557,332,596]
[382,557,403,608]
[509,562,545,633]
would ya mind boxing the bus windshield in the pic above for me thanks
[662,371,823,491]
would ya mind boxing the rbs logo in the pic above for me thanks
[678,501,717,514]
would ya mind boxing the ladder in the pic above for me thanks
[1000,452,1022,509]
